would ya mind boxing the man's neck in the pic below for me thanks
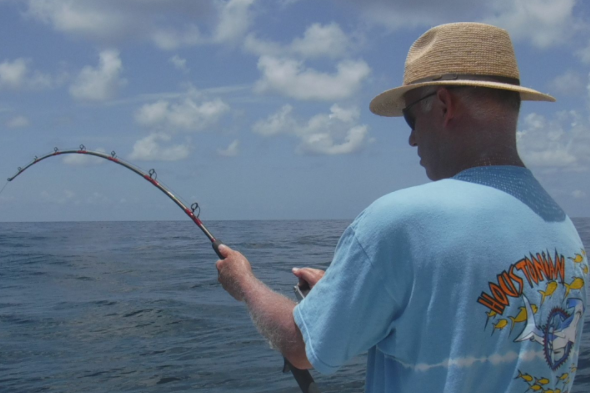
[469,154,525,169]
[446,149,525,179]
[453,121,524,174]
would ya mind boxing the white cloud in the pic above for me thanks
[339,0,480,31]
[151,0,255,49]
[278,0,301,7]
[27,0,134,42]
[22,0,584,53]
[6,116,30,128]
[243,35,282,57]
[153,25,202,50]
[0,58,53,90]
[254,56,370,101]
[85,191,110,205]
[26,0,215,45]
[62,149,106,166]
[106,83,249,107]
[69,49,126,101]
[572,190,587,199]
[129,133,190,161]
[0,58,27,89]
[548,70,586,97]
[484,0,580,49]
[252,104,297,136]
[517,111,590,171]
[213,0,255,44]
[245,22,352,59]
[135,97,230,131]
[299,124,368,155]
[291,23,351,58]
[169,55,189,73]
[25,0,254,49]
[576,40,590,65]
[40,189,76,204]
[245,21,368,102]
[217,139,240,157]
[338,0,582,49]
[252,104,369,155]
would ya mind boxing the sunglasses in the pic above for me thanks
[402,92,436,130]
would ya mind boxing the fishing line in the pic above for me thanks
[6,144,319,393]
[0,181,9,198]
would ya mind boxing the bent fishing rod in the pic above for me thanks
[7,145,320,393]
[8,145,224,257]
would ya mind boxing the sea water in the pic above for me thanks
[1,219,589,392]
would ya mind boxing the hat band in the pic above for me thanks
[408,74,521,86]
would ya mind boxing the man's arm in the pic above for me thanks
[216,244,312,369]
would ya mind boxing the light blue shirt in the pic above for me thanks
[294,166,587,392]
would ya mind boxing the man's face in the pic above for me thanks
[404,89,447,181]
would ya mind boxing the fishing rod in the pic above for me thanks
[7,145,320,393]
[8,145,224,257]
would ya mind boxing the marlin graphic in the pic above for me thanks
[515,295,584,367]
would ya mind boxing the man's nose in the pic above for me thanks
[408,129,417,147]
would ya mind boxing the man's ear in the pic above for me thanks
[436,88,455,128]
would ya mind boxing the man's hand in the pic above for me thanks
[216,244,255,302]
[216,246,313,370]
[292,267,325,290]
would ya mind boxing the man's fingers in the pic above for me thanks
[216,245,232,273]
[292,267,320,280]
[292,267,316,277]
[291,267,325,289]
[218,244,232,258]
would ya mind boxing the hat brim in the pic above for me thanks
[369,80,556,117]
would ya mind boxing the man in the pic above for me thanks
[216,22,588,392]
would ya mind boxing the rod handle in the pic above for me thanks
[212,239,225,259]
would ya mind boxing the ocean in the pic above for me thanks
[1,218,589,393]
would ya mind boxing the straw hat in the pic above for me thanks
[370,22,555,117]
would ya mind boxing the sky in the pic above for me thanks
[0,0,589,222]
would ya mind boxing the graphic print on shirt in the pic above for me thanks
[477,248,587,392]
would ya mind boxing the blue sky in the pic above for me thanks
[0,0,589,221]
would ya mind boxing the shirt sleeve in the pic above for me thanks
[293,223,400,375]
